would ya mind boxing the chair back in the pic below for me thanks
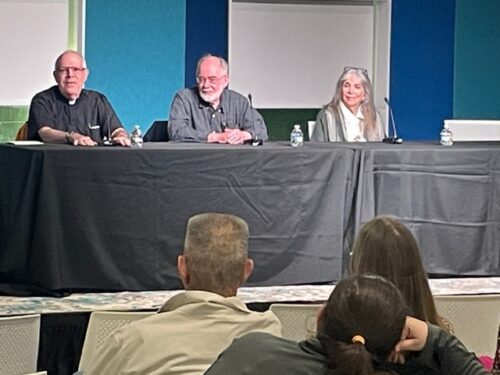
[0,314,41,375]
[493,322,500,374]
[434,294,500,356]
[269,303,323,341]
[78,310,156,372]
[307,121,316,140]
[143,120,169,142]
[15,122,28,140]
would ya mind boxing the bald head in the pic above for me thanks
[54,50,87,71]
[53,50,88,100]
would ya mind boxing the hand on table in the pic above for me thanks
[207,128,252,144]
[225,128,251,144]
[70,132,97,147]
[112,134,131,147]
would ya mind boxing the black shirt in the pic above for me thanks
[27,85,123,144]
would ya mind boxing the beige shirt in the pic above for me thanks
[86,290,282,375]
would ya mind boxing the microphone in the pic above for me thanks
[382,97,403,144]
[245,93,263,146]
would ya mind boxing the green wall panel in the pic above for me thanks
[259,109,319,141]
[454,0,500,118]
[0,106,28,141]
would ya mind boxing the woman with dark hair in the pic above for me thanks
[317,274,408,374]
[205,274,487,375]
[350,215,451,332]
[311,67,385,142]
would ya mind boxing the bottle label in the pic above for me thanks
[440,135,452,146]
[291,132,303,147]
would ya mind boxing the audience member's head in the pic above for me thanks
[195,55,229,107]
[177,213,253,297]
[53,50,89,100]
[328,66,382,141]
[317,274,409,374]
[350,215,444,329]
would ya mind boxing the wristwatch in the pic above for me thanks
[65,131,74,144]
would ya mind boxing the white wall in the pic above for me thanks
[0,0,68,105]
[229,1,385,109]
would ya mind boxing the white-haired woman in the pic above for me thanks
[312,67,384,142]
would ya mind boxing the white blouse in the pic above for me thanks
[340,101,366,142]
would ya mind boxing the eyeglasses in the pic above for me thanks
[196,75,226,85]
[56,67,86,75]
[343,66,369,77]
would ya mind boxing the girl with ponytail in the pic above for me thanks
[205,274,487,375]
[318,274,407,374]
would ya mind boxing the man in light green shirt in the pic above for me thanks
[85,213,281,375]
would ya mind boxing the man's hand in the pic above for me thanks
[225,128,251,144]
[111,129,131,147]
[388,316,429,364]
[207,131,228,143]
[70,132,98,146]
[207,129,252,144]
[112,135,131,147]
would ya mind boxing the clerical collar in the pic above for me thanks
[56,86,81,105]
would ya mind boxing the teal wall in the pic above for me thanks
[453,0,500,119]
[2,1,500,141]
[85,0,185,131]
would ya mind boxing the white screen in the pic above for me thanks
[230,2,374,108]
[0,0,68,105]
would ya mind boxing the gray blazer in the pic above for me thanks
[311,107,385,142]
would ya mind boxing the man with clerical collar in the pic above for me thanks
[27,50,130,146]
[168,54,268,144]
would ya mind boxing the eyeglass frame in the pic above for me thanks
[196,75,227,85]
[55,67,87,75]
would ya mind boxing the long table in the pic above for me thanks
[354,141,500,276]
[1,141,499,296]
[0,142,357,296]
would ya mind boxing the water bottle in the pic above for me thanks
[290,124,304,147]
[131,125,143,148]
[440,123,453,146]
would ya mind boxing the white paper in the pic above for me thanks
[7,140,44,146]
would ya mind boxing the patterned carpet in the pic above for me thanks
[1,277,499,316]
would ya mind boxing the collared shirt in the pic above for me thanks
[339,101,366,142]
[86,290,281,375]
[312,106,385,143]
[168,87,268,142]
[27,85,123,144]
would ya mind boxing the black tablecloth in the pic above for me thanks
[1,141,499,296]
[354,141,500,276]
[0,142,357,295]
